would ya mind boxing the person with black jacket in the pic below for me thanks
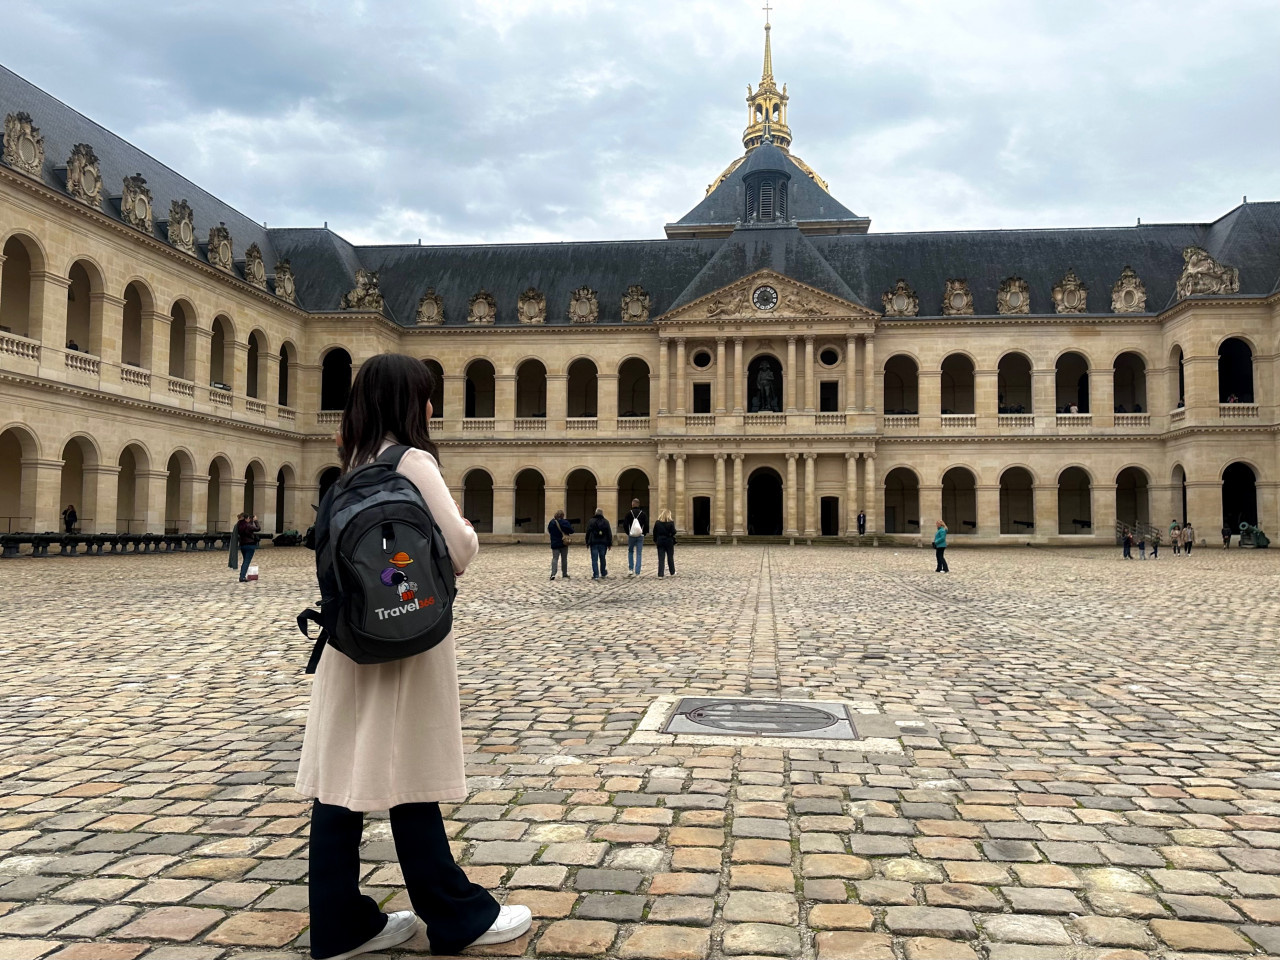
[624,498,648,576]
[653,509,677,578]
[585,508,613,580]
[547,510,573,580]
[234,512,260,582]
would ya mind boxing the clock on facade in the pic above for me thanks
[752,285,778,311]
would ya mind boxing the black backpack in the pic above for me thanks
[297,445,456,674]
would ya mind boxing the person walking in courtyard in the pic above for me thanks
[1222,523,1232,548]
[234,512,260,581]
[1138,534,1147,560]
[1150,530,1160,558]
[653,509,677,577]
[1171,522,1182,555]
[61,503,77,534]
[625,498,648,576]
[585,508,612,580]
[1183,523,1195,555]
[934,520,949,572]
[1122,526,1133,559]
[548,510,573,580]
[857,510,866,535]
[297,353,530,959]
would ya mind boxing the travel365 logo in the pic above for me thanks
[375,550,435,620]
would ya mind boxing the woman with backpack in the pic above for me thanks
[296,354,530,960]
[653,509,677,577]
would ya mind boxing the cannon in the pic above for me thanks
[1239,521,1270,548]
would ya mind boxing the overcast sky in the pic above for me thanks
[6,0,1279,245]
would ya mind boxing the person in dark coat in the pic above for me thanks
[548,510,573,580]
[856,510,866,536]
[61,504,77,534]
[653,509,677,578]
[585,508,612,580]
[234,512,260,581]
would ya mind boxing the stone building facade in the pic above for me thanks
[1,30,1278,544]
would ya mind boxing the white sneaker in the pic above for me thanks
[326,911,418,960]
[468,904,532,947]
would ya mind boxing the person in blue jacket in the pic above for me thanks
[933,520,949,573]
[548,510,573,580]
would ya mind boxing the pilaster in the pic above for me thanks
[493,484,515,535]
[732,453,745,536]
[803,452,817,536]
[862,453,877,534]
[674,453,687,533]
[785,452,798,536]
[713,454,727,536]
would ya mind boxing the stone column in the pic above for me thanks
[803,452,817,536]
[188,475,209,535]
[254,473,276,536]
[675,339,687,415]
[919,483,942,540]
[443,374,465,434]
[191,327,213,397]
[657,339,669,416]
[94,293,124,388]
[714,453,727,535]
[1093,366,1114,428]
[845,453,858,535]
[495,373,516,432]
[492,483,515,535]
[598,484,618,529]
[1185,480,1218,538]
[785,336,797,413]
[846,335,858,412]
[863,337,876,412]
[655,454,668,516]
[674,454,687,532]
[31,271,71,377]
[544,484,566,530]
[976,483,1000,538]
[733,338,745,414]
[785,453,799,536]
[804,336,816,412]
[84,464,118,534]
[547,374,568,431]
[262,349,280,413]
[715,338,727,414]
[919,370,942,426]
[143,309,168,378]
[141,469,170,534]
[598,373,618,431]
[863,453,877,533]
[1094,481,1117,542]
[975,368,999,429]
[231,339,250,402]
[1032,369,1056,427]
[1034,483,1057,537]
[732,453,745,535]
[27,458,64,532]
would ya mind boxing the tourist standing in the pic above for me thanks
[1183,523,1195,555]
[61,503,77,534]
[297,353,530,958]
[1122,527,1133,559]
[625,498,648,576]
[1138,535,1147,560]
[585,508,612,580]
[1150,531,1160,559]
[653,509,677,578]
[1222,524,1232,549]
[933,521,949,573]
[548,510,573,580]
[233,513,260,582]
[857,510,866,536]
[1171,523,1182,555]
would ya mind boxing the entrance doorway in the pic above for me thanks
[747,467,783,535]
[1222,462,1258,530]
[820,496,839,536]
[692,496,711,535]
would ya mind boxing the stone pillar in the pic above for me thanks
[493,483,515,535]
[675,338,687,415]
[495,373,516,431]
[976,483,1000,538]
[975,368,999,429]
[1033,369,1056,427]
[846,335,858,412]
[733,338,744,414]
[785,452,799,536]
[863,453,877,534]
[803,336,815,412]
[94,291,124,373]
[919,370,942,421]
[1034,483,1057,537]
[188,475,209,535]
[231,339,249,400]
[1094,481,1117,541]
[803,452,817,536]
[142,469,170,534]
[655,454,668,516]
[674,453,687,532]
[547,374,568,431]
[544,484,566,531]
[714,454,727,535]
[715,338,727,414]
[863,337,876,412]
[31,270,70,354]
[732,453,745,535]
[657,339,669,416]
[1093,366,1114,428]
[254,474,276,536]
[598,373,618,430]
[144,309,168,377]
[785,336,797,413]
[262,349,280,412]
[191,326,213,394]
[26,458,64,532]
[598,484,618,529]
[845,453,858,535]
[919,483,942,540]
[83,464,117,534]
[1185,480,1218,538]
[443,374,465,433]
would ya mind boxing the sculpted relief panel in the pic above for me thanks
[468,289,497,324]
[997,276,1030,315]
[1110,265,1146,313]
[208,222,234,272]
[274,259,296,304]
[568,286,599,323]
[3,112,44,178]
[65,144,103,208]
[1176,246,1239,299]
[621,284,650,323]
[517,287,546,324]
[941,279,973,316]
[881,279,919,317]
[244,243,268,288]
[416,288,444,324]
[342,269,384,311]
[168,200,196,255]
[121,174,154,233]
[1052,269,1088,314]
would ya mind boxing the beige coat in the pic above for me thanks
[296,443,479,811]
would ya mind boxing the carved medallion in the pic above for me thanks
[3,112,45,178]
[997,277,1031,314]
[121,174,154,233]
[881,279,919,317]
[244,243,267,288]
[65,144,102,207]
[941,279,973,316]
[168,200,196,254]
[207,222,233,272]
[567,285,598,323]
[1110,265,1146,313]
[468,289,497,324]
[416,288,444,324]
[517,287,546,324]
[620,284,650,323]
[342,269,384,311]
[1176,246,1240,300]
[274,260,296,303]
[1052,269,1088,313]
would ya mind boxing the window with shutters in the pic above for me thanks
[760,179,774,220]
[778,182,788,221]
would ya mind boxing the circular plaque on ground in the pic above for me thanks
[685,700,838,735]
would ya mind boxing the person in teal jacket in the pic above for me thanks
[933,521,949,573]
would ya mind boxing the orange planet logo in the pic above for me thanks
[389,551,413,567]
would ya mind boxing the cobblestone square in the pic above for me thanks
[3,544,1279,958]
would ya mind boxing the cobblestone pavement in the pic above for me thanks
[2,543,1280,960]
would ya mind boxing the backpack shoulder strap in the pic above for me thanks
[376,444,411,468]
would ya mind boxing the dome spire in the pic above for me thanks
[762,3,774,83]
[743,6,790,152]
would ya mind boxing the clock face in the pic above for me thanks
[753,285,778,311]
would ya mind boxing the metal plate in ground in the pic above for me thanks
[850,714,939,739]
[664,697,858,740]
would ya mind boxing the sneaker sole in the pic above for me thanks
[470,914,532,946]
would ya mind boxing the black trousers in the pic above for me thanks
[935,547,949,572]
[656,543,675,576]
[309,800,499,959]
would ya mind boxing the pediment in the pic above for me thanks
[658,270,876,323]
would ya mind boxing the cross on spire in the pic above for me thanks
[762,1,772,24]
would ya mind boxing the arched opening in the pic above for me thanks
[515,359,547,418]
[1222,462,1258,530]
[275,467,293,534]
[1218,338,1254,403]
[941,467,977,534]
[116,444,149,534]
[465,359,495,418]
[168,301,192,379]
[997,353,1033,413]
[66,261,101,355]
[883,467,920,534]
[618,358,650,418]
[999,467,1035,535]
[747,354,783,413]
[883,355,918,414]
[246,331,265,399]
[1169,346,1185,409]
[321,349,352,410]
[1055,352,1090,413]
[462,469,494,532]
[514,468,545,535]
[1116,467,1150,530]
[318,466,341,503]
[566,469,597,526]
[940,354,975,415]
[0,426,37,532]
[278,341,297,407]
[1113,353,1147,413]
[207,457,230,531]
[616,469,650,529]
[0,236,36,338]
[747,466,784,535]
[1057,467,1092,534]
[244,461,266,518]
[164,451,194,535]
[421,358,444,418]
[60,436,97,533]
[209,315,233,390]
[567,358,598,418]
[1171,465,1188,525]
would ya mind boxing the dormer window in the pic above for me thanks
[760,179,774,219]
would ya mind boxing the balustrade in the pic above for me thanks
[0,332,39,361]
[64,352,100,375]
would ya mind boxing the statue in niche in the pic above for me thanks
[341,269,384,311]
[3,112,44,177]
[750,357,781,412]
[65,143,103,208]
[1176,246,1239,299]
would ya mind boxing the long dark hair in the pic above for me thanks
[340,353,439,471]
